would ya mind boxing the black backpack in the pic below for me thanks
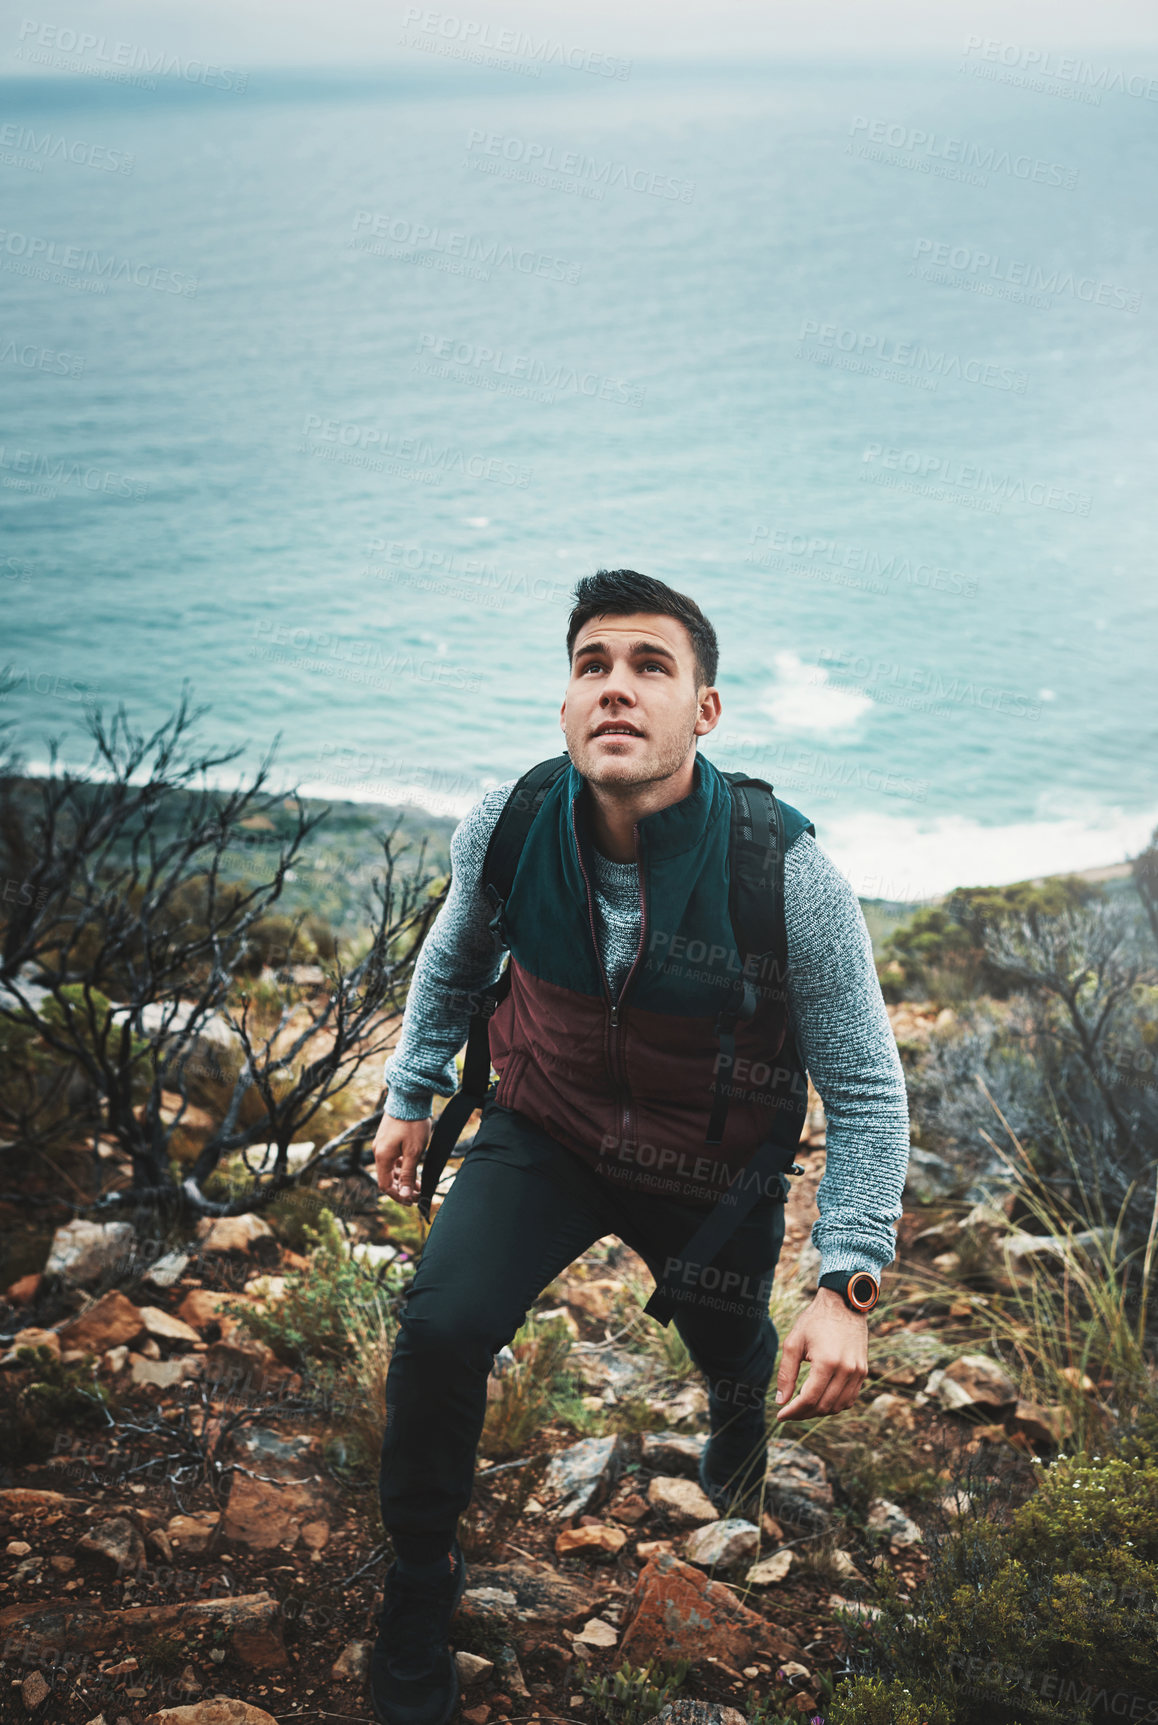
[414,754,814,1325]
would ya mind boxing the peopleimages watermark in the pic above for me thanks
[348,209,582,284]
[814,646,1042,721]
[747,524,978,600]
[0,442,147,499]
[0,122,134,175]
[248,620,483,694]
[909,237,1141,315]
[399,9,631,79]
[847,115,1079,189]
[365,537,571,609]
[299,415,532,488]
[712,732,931,803]
[796,319,1028,394]
[860,442,1093,517]
[464,128,694,202]
[0,228,197,296]
[414,332,646,407]
[960,35,1158,105]
[14,18,249,92]
[0,337,84,377]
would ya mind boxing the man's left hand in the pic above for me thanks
[774,1286,868,1420]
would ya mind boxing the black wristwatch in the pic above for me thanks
[818,1269,880,1313]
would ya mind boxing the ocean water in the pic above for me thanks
[2,57,1156,897]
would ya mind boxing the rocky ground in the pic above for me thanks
[0,1004,1089,1725]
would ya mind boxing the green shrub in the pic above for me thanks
[823,1676,954,1725]
[580,1657,689,1725]
[481,1312,576,1459]
[839,1418,1158,1724]
[219,1207,387,1369]
[878,877,1094,1003]
[0,1343,116,1468]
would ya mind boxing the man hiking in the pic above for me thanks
[368,569,910,1725]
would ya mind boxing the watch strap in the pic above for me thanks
[818,1269,880,1312]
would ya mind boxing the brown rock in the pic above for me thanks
[166,1512,221,1556]
[22,1671,51,1710]
[938,1354,1018,1413]
[58,1291,144,1356]
[139,1306,202,1346]
[203,1334,284,1395]
[608,1492,650,1525]
[140,1699,280,1725]
[231,1611,289,1670]
[331,1639,371,1682]
[129,1355,204,1389]
[175,1289,241,1333]
[635,1539,676,1560]
[0,1326,61,1367]
[5,1274,41,1307]
[645,1477,719,1528]
[220,1474,335,1552]
[554,1524,627,1557]
[75,1517,147,1576]
[0,1591,282,1658]
[0,1488,90,1517]
[561,1278,623,1322]
[619,1552,775,1664]
[1008,1400,1063,1447]
[194,1214,276,1255]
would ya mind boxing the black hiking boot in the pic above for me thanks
[368,1536,466,1725]
[699,1390,770,1521]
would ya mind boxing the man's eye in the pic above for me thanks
[644,662,667,672]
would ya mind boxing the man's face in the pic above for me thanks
[560,611,720,789]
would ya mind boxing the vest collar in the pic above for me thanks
[567,750,723,863]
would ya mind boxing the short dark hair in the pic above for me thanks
[566,569,719,689]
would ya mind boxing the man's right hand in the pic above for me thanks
[373,1113,432,1206]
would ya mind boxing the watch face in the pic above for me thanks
[847,1272,879,1311]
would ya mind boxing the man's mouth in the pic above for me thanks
[592,722,643,738]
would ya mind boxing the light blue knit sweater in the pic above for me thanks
[383,777,911,1284]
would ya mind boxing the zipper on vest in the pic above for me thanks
[570,798,647,1151]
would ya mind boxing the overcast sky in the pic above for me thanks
[4,0,1157,70]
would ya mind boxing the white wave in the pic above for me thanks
[757,649,874,736]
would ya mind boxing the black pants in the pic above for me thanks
[378,1101,787,1559]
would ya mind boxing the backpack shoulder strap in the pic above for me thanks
[481,753,571,931]
[718,772,813,992]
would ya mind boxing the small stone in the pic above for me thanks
[57,1290,145,1355]
[635,1539,676,1560]
[683,1519,760,1568]
[573,1618,619,1648]
[541,1434,626,1520]
[194,1212,276,1255]
[463,1707,491,1725]
[331,1639,371,1682]
[866,1498,923,1548]
[22,1671,51,1710]
[830,1549,862,1580]
[608,1491,650,1524]
[640,1431,708,1476]
[455,1651,495,1685]
[43,1218,137,1286]
[139,1305,202,1345]
[868,1391,916,1430]
[555,1523,627,1557]
[144,1250,191,1288]
[75,1515,146,1575]
[167,1511,221,1555]
[937,1353,1018,1413]
[746,1548,794,1585]
[6,1539,32,1556]
[1,1326,62,1367]
[646,1476,719,1528]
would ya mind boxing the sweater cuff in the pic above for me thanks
[383,1086,435,1122]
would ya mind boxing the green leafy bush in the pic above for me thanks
[0,1343,116,1468]
[823,1676,954,1725]
[878,877,1094,1004]
[219,1207,387,1369]
[837,1415,1158,1724]
[581,1657,689,1725]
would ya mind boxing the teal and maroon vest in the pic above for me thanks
[485,751,812,1208]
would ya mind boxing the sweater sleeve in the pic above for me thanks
[381,779,518,1120]
[782,831,911,1283]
